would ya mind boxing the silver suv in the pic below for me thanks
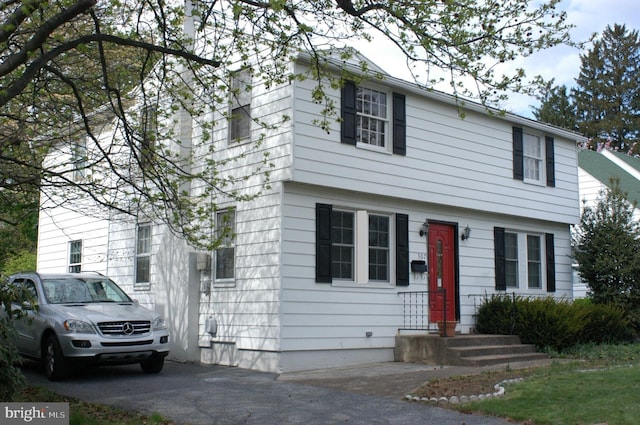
[7,272,170,380]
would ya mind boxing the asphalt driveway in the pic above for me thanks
[22,360,520,425]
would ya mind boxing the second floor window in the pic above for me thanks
[140,106,157,171]
[356,87,388,148]
[341,81,406,155]
[229,69,251,142]
[523,132,543,182]
[69,240,82,273]
[72,141,87,181]
[513,126,555,187]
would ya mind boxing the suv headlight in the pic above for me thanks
[152,316,167,330]
[63,319,96,334]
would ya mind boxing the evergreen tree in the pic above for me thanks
[532,81,576,130]
[572,178,640,333]
[574,24,640,152]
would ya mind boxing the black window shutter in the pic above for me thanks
[513,127,523,181]
[546,233,556,292]
[494,227,506,291]
[395,213,409,286]
[341,81,357,145]
[392,93,406,156]
[545,136,555,187]
[316,203,333,283]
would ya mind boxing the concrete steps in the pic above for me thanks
[394,334,548,367]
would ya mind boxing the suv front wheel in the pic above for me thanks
[44,334,69,381]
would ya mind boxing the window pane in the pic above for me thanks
[230,69,251,141]
[523,133,542,182]
[527,235,542,288]
[136,256,150,283]
[230,105,251,140]
[69,241,82,265]
[331,211,354,280]
[216,247,235,279]
[505,232,518,288]
[215,210,236,280]
[356,87,387,147]
[137,225,151,255]
[136,224,151,283]
[368,215,389,282]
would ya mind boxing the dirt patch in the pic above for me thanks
[411,368,538,399]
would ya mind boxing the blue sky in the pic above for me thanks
[358,0,640,117]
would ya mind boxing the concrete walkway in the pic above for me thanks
[21,360,549,425]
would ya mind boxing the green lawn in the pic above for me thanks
[459,343,640,425]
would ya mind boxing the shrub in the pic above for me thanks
[476,295,632,352]
[579,303,631,344]
[475,293,518,335]
[514,297,585,352]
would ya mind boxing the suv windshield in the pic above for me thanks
[42,278,132,304]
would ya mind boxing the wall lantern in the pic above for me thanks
[461,225,471,241]
[419,221,429,237]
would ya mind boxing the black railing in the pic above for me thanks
[397,289,448,334]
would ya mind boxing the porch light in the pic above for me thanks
[419,221,429,237]
[461,225,471,240]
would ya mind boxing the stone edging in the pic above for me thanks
[405,378,524,405]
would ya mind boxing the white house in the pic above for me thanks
[37,50,587,373]
[573,148,640,297]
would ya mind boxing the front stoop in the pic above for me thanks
[394,334,548,366]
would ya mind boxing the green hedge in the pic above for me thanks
[476,294,631,352]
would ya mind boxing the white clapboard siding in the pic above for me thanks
[290,65,580,226]
[279,181,573,352]
[37,203,109,274]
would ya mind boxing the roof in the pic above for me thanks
[578,149,640,207]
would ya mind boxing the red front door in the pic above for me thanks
[428,223,456,322]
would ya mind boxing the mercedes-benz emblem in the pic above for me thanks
[122,322,135,335]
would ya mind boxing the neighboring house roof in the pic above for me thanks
[578,149,640,207]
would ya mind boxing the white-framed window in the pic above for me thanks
[140,105,157,171]
[215,209,235,281]
[135,223,151,287]
[356,86,388,149]
[229,69,252,142]
[503,231,544,290]
[72,141,87,181]
[527,234,542,289]
[523,131,544,184]
[330,209,393,284]
[68,240,82,273]
[504,232,518,288]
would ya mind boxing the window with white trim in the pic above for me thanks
[504,232,518,288]
[135,223,151,286]
[527,234,542,289]
[341,81,406,155]
[215,209,235,280]
[229,69,251,142]
[523,132,543,183]
[330,209,392,284]
[72,141,87,181]
[503,231,544,289]
[140,106,157,171]
[356,87,388,148]
[68,240,82,273]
